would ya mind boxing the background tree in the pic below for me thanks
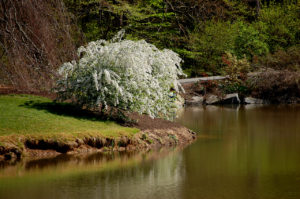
[0,0,82,91]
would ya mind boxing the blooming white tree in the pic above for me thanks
[56,31,185,119]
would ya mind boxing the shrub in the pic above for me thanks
[220,52,250,94]
[261,46,300,71]
[56,31,185,119]
[188,21,238,74]
[248,69,300,103]
[233,21,269,60]
[188,20,268,75]
[223,52,250,81]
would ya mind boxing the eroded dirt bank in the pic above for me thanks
[0,120,196,162]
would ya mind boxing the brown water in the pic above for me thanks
[0,105,300,199]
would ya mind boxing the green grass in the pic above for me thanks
[0,95,139,139]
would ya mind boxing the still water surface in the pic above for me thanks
[0,105,300,199]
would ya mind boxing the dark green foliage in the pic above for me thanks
[119,1,177,48]
[63,0,116,41]
[2,0,298,91]
[187,20,269,75]
[255,2,300,53]
[64,0,177,48]
[186,1,299,76]
[220,82,249,95]
[188,21,237,74]
[62,0,249,76]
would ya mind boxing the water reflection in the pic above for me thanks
[0,149,185,199]
[0,105,300,199]
[178,105,300,199]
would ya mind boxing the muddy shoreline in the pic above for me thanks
[0,126,196,162]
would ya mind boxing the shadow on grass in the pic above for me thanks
[21,100,107,122]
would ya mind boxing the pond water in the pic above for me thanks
[0,105,300,199]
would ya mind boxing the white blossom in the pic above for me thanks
[56,30,185,119]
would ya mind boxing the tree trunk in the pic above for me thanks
[256,0,260,18]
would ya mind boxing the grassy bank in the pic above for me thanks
[0,95,196,161]
[0,95,139,157]
[0,95,138,137]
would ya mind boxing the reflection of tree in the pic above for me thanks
[61,152,185,199]
[0,150,186,199]
[178,105,300,199]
